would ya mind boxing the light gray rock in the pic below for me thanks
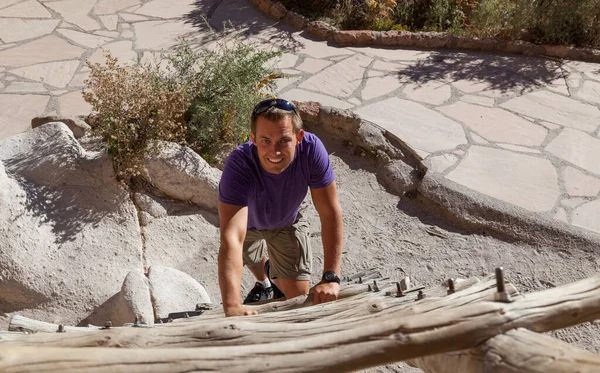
[355,97,468,154]
[377,159,420,195]
[143,142,221,210]
[147,265,211,319]
[31,115,91,139]
[0,122,143,324]
[78,270,154,327]
[446,145,560,212]
[133,191,167,218]
[573,199,600,234]
[546,128,600,176]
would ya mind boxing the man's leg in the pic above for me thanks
[267,214,312,299]
[246,256,268,281]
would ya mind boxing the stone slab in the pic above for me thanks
[361,73,403,101]
[0,0,21,9]
[501,91,600,133]
[296,58,331,73]
[568,61,600,82]
[284,88,353,110]
[572,199,600,234]
[275,53,298,69]
[546,128,600,176]
[94,0,140,15]
[119,13,148,22]
[563,166,600,197]
[355,97,467,154]
[299,54,372,98]
[540,121,561,131]
[133,20,198,50]
[274,75,299,93]
[10,60,79,88]
[94,31,120,38]
[554,207,569,223]
[0,19,59,43]
[57,28,112,48]
[425,154,458,174]
[0,94,50,140]
[45,0,101,31]
[0,35,84,67]
[293,34,354,59]
[446,145,560,212]
[403,81,452,105]
[371,60,407,72]
[440,102,548,147]
[0,0,51,18]
[4,82,46,93]
[98,15,118,30]
[57,90,92,117]
[134,0,194,19]
[497,143,541,154]
[349,46,431,61]
[68,71,89,88]
[88,40,137,66]
[561,197,587,209]
[459,94,495,107]
[470,132,489,145]
[576,81,600,104]
[347,97,361,105]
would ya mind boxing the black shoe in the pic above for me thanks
[243,282,275,304]
[264,259,285,299]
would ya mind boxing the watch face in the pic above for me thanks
[325,272,335,282]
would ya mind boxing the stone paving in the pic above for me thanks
[1,0,600,235]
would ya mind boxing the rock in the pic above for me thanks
[133,191,167,218]
[284,10,307,30]
[306,21,337,40]
[0,122,144,324]
[147,265,211,319]
[269,2,286,20]
[318,106,361,139]
[253,0,274,14]
[377,159,421,195]
[79,270,154,327]
[143,142,221,210]
[294,100,321,124]
[335,30,378,45]
[31,115,91,139]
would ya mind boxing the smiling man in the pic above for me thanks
[217,98,344,317]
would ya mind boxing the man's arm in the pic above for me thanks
[218,201,257,317]
[310,181,343,304]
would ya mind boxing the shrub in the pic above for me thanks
[83,54,187,186]
[511,0,600,47]
[469,0,515,38]
[163,33,281,164]
[84,25,282,186]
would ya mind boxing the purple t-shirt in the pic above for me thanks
[219,132,335,231]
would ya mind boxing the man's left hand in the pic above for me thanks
[310,282,340,305]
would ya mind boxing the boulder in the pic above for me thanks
[78,270,154,327]
[31,116,91,139]
[147,265,211,319]
[143,142,221,210]
[0,123,144,325]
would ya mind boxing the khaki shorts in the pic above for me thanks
[242,213,312,281]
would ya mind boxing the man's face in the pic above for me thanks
[250,115,304,174]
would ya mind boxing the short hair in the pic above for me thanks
[251,107,303,134]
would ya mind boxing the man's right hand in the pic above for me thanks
[225,305,259,317]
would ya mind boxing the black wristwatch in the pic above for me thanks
[322,271,340,284]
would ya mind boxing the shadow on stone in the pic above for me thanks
[396,50,563,94]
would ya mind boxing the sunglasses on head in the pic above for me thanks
[252,98,298,118]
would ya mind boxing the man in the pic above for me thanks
[218,98,344,317]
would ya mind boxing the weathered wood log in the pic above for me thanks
[8,316,101,333]
[1,278,496,348]
[0,274,599,372]
[410,328,600,373]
